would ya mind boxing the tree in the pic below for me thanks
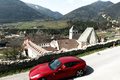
[66,20,73,28]
[3,44,24,60]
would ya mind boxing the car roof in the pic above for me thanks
[58,56,80,64]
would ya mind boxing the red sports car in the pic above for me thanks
[29,56,87,80]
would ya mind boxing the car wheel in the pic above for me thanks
[76,69,84,77]
[38,77,46,80]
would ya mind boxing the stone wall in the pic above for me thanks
[0,39,120,73]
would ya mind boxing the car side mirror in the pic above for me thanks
[58,68,62,71]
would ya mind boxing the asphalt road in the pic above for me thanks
[0,46,120,80]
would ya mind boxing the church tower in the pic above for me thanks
[69,25,78,39]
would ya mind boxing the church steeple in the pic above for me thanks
[69,25,78,39]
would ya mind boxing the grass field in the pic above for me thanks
[97,32,115,37]
[97,31,119,40]
[3,21,68,29]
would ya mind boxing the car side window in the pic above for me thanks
[71,62,79,67]
[64,62,71,68]
[60,62,80,70]
[60,63,70,70]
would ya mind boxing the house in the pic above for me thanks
[43,47,58,52]
[23,39,79,58]
[100,35,106,42]
[23,40,49,58]
[50,39,79,51]
[5,34,20,38]
[23,38,57,58]
[31,39,52,48]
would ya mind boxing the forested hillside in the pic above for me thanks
[61,1,114,21]
[26,3,63,19]
[0,0,53,23]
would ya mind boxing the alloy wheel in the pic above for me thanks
[76,69,84,77]
[38,77,46,80]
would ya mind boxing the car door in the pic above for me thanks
[48,62,80,80]
[54,62,72,80]
[70,62,80,76]
[61,62,80,77]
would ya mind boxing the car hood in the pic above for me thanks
[29,63,52,77]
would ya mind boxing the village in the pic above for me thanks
[0,24,120,80]
[23,26,100,58]
[0,25,119,61]
[0,0,120,80]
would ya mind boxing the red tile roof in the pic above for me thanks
[32,39,52,44]
[43,47,58,51]
[57,39,79,50]
[101,35,106,39]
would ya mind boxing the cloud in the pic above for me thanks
[67,0,74,3]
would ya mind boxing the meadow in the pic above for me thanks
[3,20,68,29]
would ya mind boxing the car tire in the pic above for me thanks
[75,69,84,77]
[38,77,46,80]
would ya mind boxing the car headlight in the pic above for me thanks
[31,74,39,79]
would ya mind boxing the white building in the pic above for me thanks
[78,27,99,48]
[69,26,78,39]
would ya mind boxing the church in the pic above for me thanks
[69,26,99,48]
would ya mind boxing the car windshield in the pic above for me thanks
[49,59,62,71]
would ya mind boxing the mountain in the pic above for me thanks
[0,0,53,23]
[61,1,114,21]
[26,3,63,19]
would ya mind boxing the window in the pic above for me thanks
[49,59,62,71]
[61,62,80,69]
[71,62,79,67]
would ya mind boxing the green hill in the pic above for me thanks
[0,0,53,23]
[104,2,120,21]
[26,3,63,19]
[61,1,114,21]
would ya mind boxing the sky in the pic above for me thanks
[20,0,120,15]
